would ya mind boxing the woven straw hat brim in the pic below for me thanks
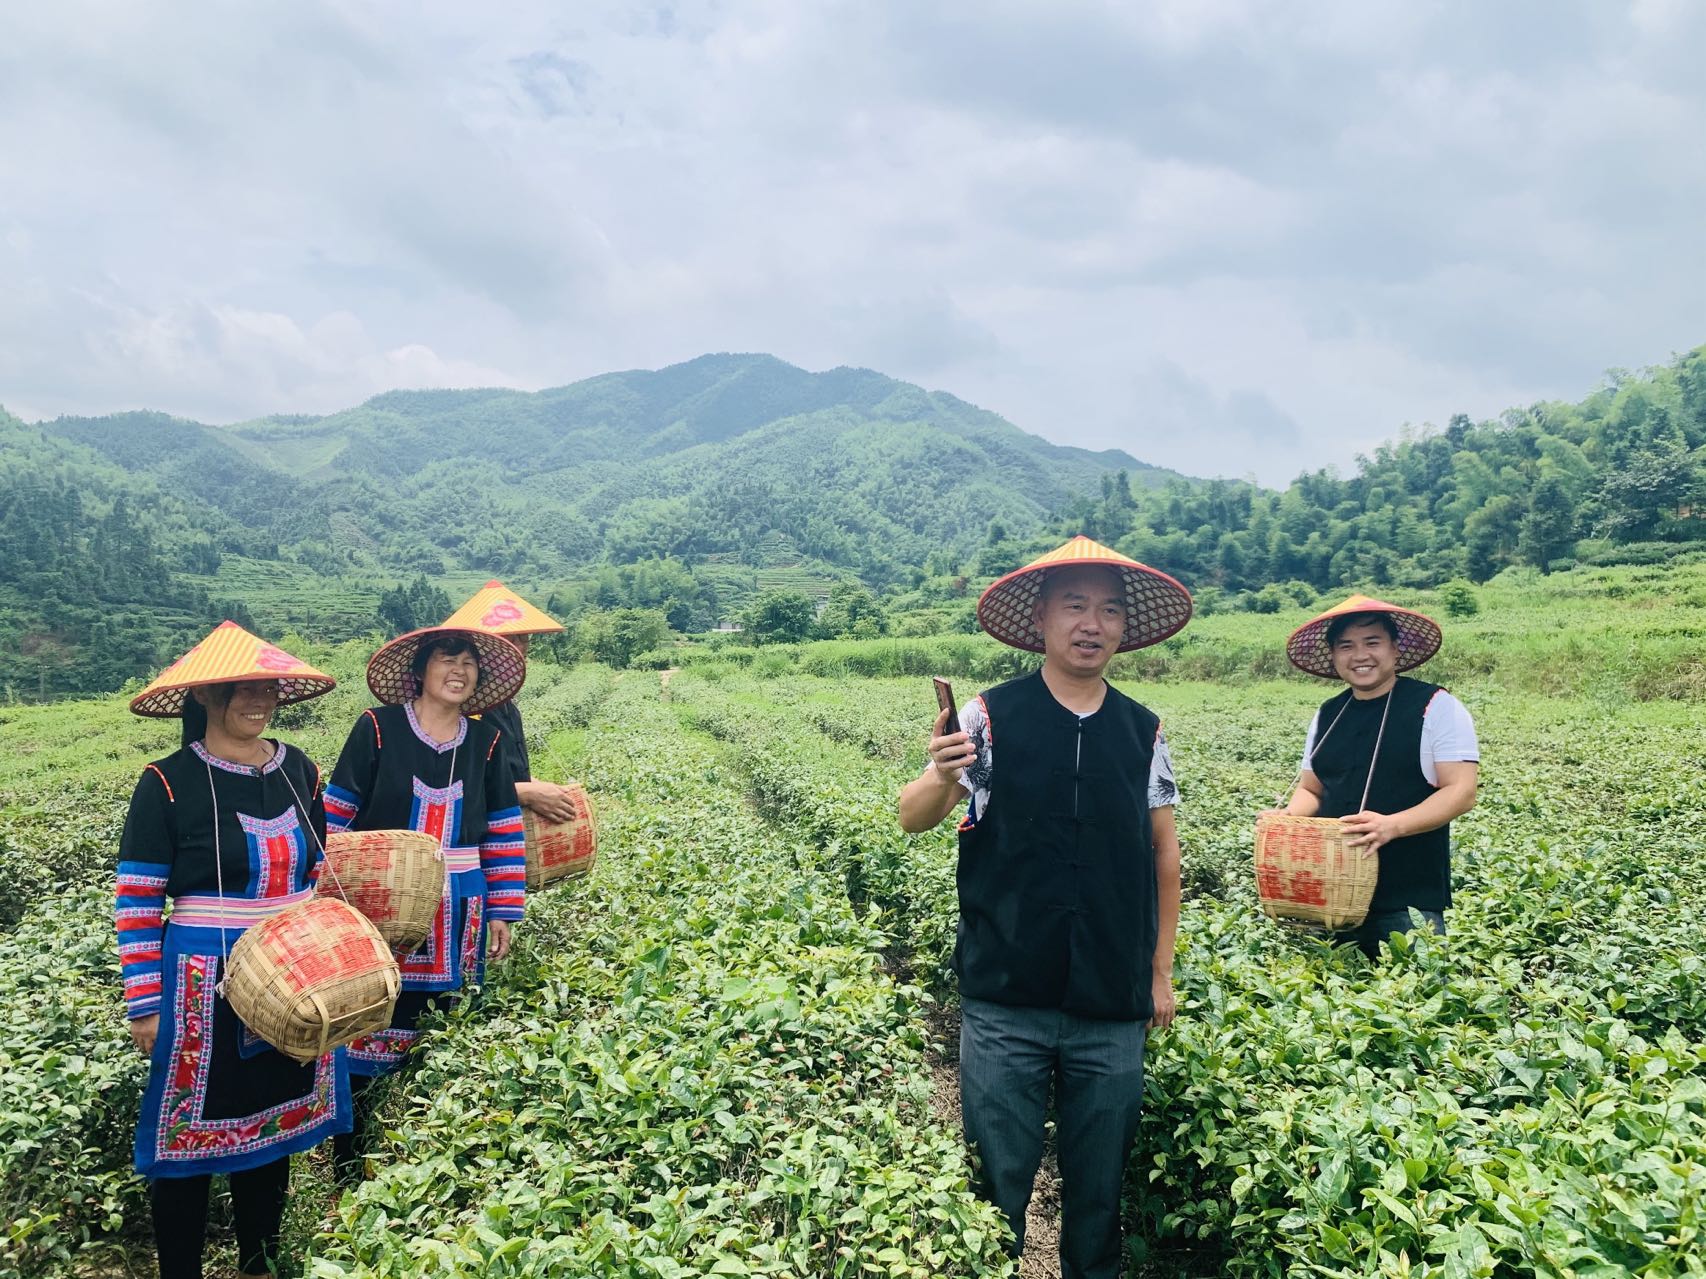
[1286,596,1443,678]
[130,622,337,718]
[442,580,565,636]
[365,627,526,715]
[977,550,1194,654]
[131,674,338,718]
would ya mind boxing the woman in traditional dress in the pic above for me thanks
[442,579,581,823]
[116,622,349,1279]
[324,625,526,1179]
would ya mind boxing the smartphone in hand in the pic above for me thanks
[932,677,961,737]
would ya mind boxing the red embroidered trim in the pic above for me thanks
[363,708,383,749]
[146,764,175,803]
[156,956,336,1161]
[460,894,485,975]
[486,730,501,761]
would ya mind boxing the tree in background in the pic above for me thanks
[591,556,719,632]
[577,608,669,669]
[211,598,259,632]
[376,574,453,637]
[1465,495,1524,582]
[746,590,816,644]
[1518,476,1578,571]
[1438,580,1479,618]
[817,582,889,639]
[1595,441,1702,542]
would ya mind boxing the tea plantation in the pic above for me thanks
[2,576,1703,1277]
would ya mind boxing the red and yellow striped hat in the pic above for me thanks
[1286,594,1442,678]
[442,580,564,636]
[130,622,336,717]
[976,535,1194,654]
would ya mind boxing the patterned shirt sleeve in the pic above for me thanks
[1149,729,1178,810]
[480,730,527,922]
[955,695,994,824]
[324,710,381,833]
[115,766,173,1019]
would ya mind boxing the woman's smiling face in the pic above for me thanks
[421,644,480,708]
[200,679,280,741]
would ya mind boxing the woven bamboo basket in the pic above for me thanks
[317,829,446,953]
[224,898,400,1063]
[523,782,598,891]
[1253,813,1377,930]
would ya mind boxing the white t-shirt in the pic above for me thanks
[955,694,1178,825]
[1300,688,1479,786]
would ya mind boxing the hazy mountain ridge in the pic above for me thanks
[33,353,1179,579]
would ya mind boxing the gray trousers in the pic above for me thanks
[959,996,1148,1279]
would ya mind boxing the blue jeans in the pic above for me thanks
[1341,906,1446,958]
[959,996,1147,1279]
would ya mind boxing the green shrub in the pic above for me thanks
[1437,580,1479,617]
[0,888,147,1274]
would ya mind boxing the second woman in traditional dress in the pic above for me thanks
[324,625,527,1179]
[117,622,349,1279]
[442,578,582,824]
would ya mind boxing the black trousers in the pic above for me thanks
[331,1073,378,1185]
[150,1156,290,1278]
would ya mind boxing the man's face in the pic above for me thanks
[1330,620,1399,694]
[1035,567,1127,677]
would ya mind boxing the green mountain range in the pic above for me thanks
[5,344,1702,701]
[47,353,1177,576]
[0,354,1178,696]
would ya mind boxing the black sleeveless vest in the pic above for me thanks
[954,671,1160,1021]
[1309,675,1452,912]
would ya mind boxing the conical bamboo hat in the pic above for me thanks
[130,622,336,717]
[366,627,526,716]
[442,581,564,635]
[976,535,1194,653]
[1286,594,1442,678]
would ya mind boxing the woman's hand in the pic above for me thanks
[487,919,513,962]
[129,1014,160,1056]
[516,780,579,824]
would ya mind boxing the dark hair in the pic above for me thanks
[180,682,234,747]
[410,634,482,685]
[1325,611,1400,648]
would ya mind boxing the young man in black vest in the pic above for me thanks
[1278,595,1479,957]
[898,536,1191,1278]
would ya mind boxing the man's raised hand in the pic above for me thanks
[928,707,976,785]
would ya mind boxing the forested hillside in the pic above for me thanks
[1006,344,1705,605]
[2,345,1702,699]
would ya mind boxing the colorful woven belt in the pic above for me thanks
[442,847,481,875]
[168,887,314,930]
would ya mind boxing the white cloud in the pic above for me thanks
[0,0,1700,485]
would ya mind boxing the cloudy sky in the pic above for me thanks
[2,1,1701,484]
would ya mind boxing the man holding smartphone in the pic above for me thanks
[898,535,1191,1279]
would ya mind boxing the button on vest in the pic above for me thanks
[954,672,1160,1021]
